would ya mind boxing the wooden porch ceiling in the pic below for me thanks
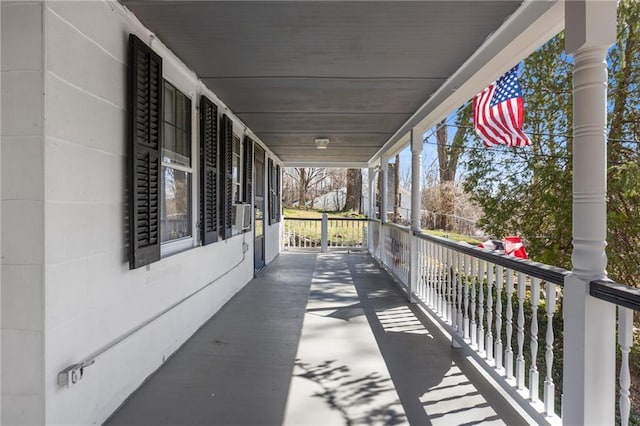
[121,1,524,166]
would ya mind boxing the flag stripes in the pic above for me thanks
[473,66,531,148]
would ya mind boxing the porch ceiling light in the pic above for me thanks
[315,138,330,149]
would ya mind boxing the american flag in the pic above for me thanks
[473,66,531,147]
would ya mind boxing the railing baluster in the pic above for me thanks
[619,306,633,426]
[441,245,447,317]
[441,244,447,318]
[495,265,504,371]
[486,262,494,363]
[424,240,429,301]
[464,254,470,341]
[432,243,438,311]
[470,257,477,348]
[284,221,289,248]
[505,270,514,380]
[405,232,410,284]
[423,240,428,301]
[530,277,540,402]
[433,243,438,312]
[516,272,526,390]
[478,260,485,354]
[293,221,296,248]
[436,244,443,315]
[435,242,440,309]
[420,239,426,300]
[438,245,444,317]
[448,248,455,328]
[543,281,556,416]
[457,251,464,337]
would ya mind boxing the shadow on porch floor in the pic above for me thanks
[105,252,529,426]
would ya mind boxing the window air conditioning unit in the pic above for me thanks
[233,203,252,230]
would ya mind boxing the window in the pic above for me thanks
[161,81,192,244]
[128,34,250,269]
[268,159,281,224]
[232,135,242,203]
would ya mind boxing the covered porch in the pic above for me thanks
[1,0,635,424]
[106,251,534,425]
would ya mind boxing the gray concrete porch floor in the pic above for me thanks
[105,252,529,426]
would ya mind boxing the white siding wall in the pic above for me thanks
[0,1,3,422]
[3,1,283,424]
[1,2,46,424]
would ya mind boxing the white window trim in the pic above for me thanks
[161,236,196,257]
[231,133,243,236]
[160,79,197,256]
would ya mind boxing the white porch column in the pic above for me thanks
[563,1,617,424]
[367,167,376,254]
[380,158,389,224]
[409,129,422,303]
[368,167,376,220]
[410,129,422,233]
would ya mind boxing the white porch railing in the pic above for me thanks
[283,217,367,250]
[381,222,411,287]
[590,280,640,426]
[284,218,322,249]
[372,220,567,422]
[369,219,640,424]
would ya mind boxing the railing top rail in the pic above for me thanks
[368,218,381,223]
[590,279,640,311]
[382,221,411,232]
[414,231,569,285]
[284,216,368,222]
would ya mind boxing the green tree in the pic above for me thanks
[463,0,640,285]
[606,0,640,287]
[464,33,574,268]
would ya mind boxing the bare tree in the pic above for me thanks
[435,105,471,230]
[343,169,362,212]
[284,168,328,207]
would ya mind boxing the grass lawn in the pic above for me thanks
[283,208,481,246]
[423,229,482,245]
[283,207,365,219]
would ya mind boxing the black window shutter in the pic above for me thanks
[267,158,274,225]
[275,164,281,222]
[220,114,233,239]
[200,96,219,245]
[128,34,162,269]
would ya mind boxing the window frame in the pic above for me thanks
[231,133,244,236]
[232,133,243,204]
[160,79,197,257]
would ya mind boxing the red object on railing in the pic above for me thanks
[478,236,528,259]
[502,236,528,259]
